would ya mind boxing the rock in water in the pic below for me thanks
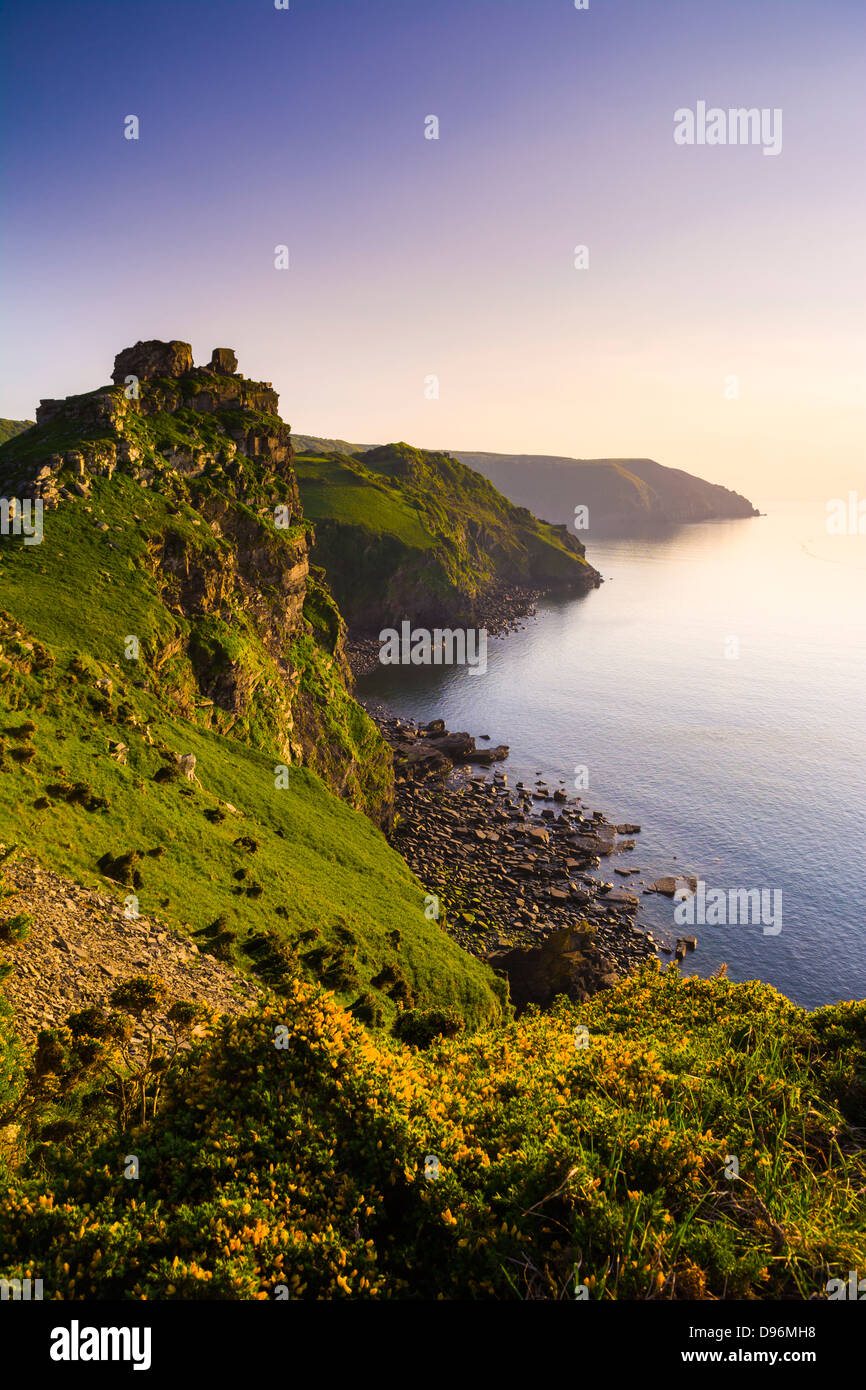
[648,874,698,897]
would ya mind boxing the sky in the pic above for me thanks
[1,0,864,505]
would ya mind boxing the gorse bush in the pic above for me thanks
[0,912,30,944]
[0,974,207,1140]
[392,1005,464,1049]
[0,964,863,1300]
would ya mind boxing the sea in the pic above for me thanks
[357,502,866,1009]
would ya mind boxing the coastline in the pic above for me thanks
[345,576,601,679]
[368,708,667,1007]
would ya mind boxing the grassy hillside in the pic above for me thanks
[292,434,759,536]
[1,964,863,1299]
[0,346,506,1027]
[0,420,34,448]
[295,442,600,628]
[0,611,501,1026]
[293,432,373,456]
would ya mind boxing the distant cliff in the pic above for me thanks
[453,452,760,533]
[295,435,760,535]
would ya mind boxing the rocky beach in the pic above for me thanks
[368,709,695,1009]
[345,581,571,678]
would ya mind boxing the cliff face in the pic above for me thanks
[294,441,601,631]
[0,340,393,825]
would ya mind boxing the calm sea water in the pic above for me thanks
[358,503,866,1009]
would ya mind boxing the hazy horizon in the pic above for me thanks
[2,0,864,503]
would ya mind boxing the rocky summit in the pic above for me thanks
[110,339,195,384]
[3,340,396,821]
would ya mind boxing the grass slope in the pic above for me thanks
[296,442,599,627]
[0,603,502,1027]
[0,420,34,448]
[0,370,506,1028]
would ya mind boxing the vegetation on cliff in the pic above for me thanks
[0,419,34,448]
[295,442,600,628]
[0,344,505,1025]
[294,433,760,537]
[0,963,863,1299]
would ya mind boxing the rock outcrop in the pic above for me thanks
[380,718,509,779]
[485,925,622,1010]
[0,340,395,826]
[111,339,194,384]
[209,348,238,375]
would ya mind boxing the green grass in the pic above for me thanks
[294,442,597,627]
[0,623,503,1027]
[0,384,506,1028]
[294,453,435,549]
[0,419,34,449]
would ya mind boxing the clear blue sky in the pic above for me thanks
[2,0,864,500]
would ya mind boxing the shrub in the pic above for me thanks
[371,962,414,1007]
[0,969,863,1301]
[393,1006,463,1049]
[153,764,181,785]
[0,913,31,944]
[349,992,384,1027]
[97,850,142,888]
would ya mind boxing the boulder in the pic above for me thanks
[648,875,698,897]
[526,826,549,846]
[470,743,509,765]
[209,348,238,375]
[111,340,193,384]
[485,925,601,1010]
[604,887,639,909]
